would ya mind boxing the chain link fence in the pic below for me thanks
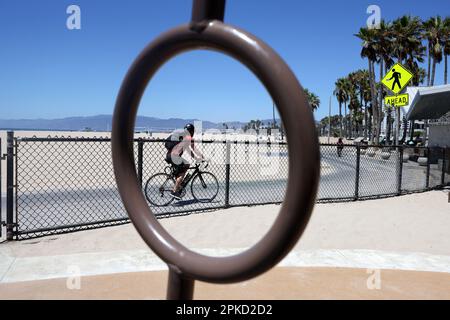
[2,132,449,239]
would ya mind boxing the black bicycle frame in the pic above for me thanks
[179,164,203,190]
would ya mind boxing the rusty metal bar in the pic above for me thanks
[191,0,226,23]
[112,0,319,300]
[167,267,195,300]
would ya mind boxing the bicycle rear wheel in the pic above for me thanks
[144,173,175,207]
[191,172,219,203]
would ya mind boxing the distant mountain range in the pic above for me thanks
[0,115,283,132]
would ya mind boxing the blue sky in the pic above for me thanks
[0,0,448,122]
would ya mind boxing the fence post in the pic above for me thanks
[0,137,2,238]
[441,148,446,187]
[354,145,360,201]
[426,147,430,189]
[224,141,231,208]
[6,131,15,240]
[397,146,403,195]
[137,139,144,187]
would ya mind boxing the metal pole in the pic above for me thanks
[224,142,231,208]
[6,131,14,240]
[191,0,226,23]
[354,145,360,200]
[426,147,430,189]
[397,147,403,195]
[272,101,276,130]
[328,96,331,143]
[167,267,195,300]
[137,140,144,187]
[441,148,446,187]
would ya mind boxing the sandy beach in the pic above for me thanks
[0,129,356,194]
[0,130,290,193]
[2,189,448,258]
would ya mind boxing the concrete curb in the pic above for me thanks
[1,248,450,284]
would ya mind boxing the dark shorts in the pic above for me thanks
[166,152,190,177]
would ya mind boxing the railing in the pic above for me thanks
[3,131,449,240]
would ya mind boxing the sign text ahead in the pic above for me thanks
[384,93,409,108]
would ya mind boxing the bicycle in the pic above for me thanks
[144,160,219,207]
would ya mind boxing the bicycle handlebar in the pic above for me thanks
[194,159,209,170]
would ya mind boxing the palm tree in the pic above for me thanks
[392,16,424,65]
[391,16,425,144]
[304,88,321,112]
[374,21,394,144]
[352,109,364,136]
[341,77,352,138]
[355,27,379,143]
[346,72,360,138]
[363,85,372,139]
[356,21,393,143]
[334,78,349,138]
[421,16,445,146]
[407,61,427,86]
[443,17,450,84]
[349,70,370,138]
[348,90,361,137]
[424,16,445,86]
[347,72,357,138]
[320,115,340,137]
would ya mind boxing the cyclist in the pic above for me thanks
[165,123,204,200]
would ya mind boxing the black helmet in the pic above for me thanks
[184,123,195,136]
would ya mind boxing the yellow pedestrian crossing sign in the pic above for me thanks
[384,93,409,108]
[381,63,413,95]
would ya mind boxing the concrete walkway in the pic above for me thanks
[1,267,450,300]
[0,190,449,299]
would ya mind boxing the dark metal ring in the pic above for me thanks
[112,21,320,283]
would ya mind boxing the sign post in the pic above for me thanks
[381,63,414,144]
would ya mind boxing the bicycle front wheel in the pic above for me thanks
[191,172,219,203]
[144,173,175,207]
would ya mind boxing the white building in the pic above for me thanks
[404,84,450,148]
